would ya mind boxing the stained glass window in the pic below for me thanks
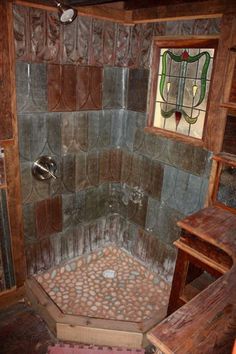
[153,48,215,139]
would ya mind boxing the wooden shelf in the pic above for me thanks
[0,184,7,190]
[180,272,216,303]
[212,152,236,167]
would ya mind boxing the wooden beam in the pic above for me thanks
[14,0,132,24]
[131,0,236,23]
[1,0,26,287]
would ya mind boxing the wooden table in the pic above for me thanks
[147,206,236,354]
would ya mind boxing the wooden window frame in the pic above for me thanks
[146,36,219,147]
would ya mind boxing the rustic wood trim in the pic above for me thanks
[25,277,146,348]
[0,286,25,310]
[3,0,26,287]
[205,14,235,152]
[14,0,132,24]
[131,0,235,23]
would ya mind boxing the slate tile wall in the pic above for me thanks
[14,5,220,280]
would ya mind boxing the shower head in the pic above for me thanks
[54,1,77,24]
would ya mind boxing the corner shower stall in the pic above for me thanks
[12,3,220,347]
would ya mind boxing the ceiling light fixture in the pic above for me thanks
[54,0,77,24]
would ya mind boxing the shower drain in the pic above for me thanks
[102,269,116,279]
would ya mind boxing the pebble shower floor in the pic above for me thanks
[35,245,170,322]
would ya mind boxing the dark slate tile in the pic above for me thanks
[146,198,184,244]
[61,154,76,193]
[35,196,62,238]
[75,152,89,191]
[110,110,126,148]
[20,161,50,204]
[62,15,91,65]
[120,150,133,185]
[123,111,146,151]
[127,68,149,112]
[87,151,100,187]
[103,67,128,109]
[98,111,111,148]
[61,112,80,155]
[115,24,131,67]
[192,147,211,176]
[22,203,36,243]
[99,150,112,184]
[62,193,76,230]
[48,64,76,112]
[145,197,161,233]
[15,62,47,113]
[161,165,208,215]
[76,66,103,110]
[167,140,195,172]
[139,23,154,69]
[149,160,164,199]
[142,132,168,161]
[156,202,183,244]
[75,111,89,152]
[18,114,32,162]
[46,113,61,157]
[103,21,117,66]
[110,149,122,182]
[88,111,100,151]
[89,19,104,66]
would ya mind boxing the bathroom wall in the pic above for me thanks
[13,4,220,281]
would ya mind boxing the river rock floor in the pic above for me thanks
[35,245,170,323]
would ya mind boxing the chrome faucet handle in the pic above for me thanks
[32,156,57,181]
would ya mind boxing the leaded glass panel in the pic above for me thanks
[154,47,215,139]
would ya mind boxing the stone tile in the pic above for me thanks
[87,151,100,187]
[46,113,61,157]
[15,62,47,113]
[161,165,208,215]
[62,193,76,230]
[62,112,80,155]
[123,111,146,151]
[98,111,111,148]
[76,66,103,110]
[139,23,154,69]
[29,9,61,63]
[35,196,62,238]
[156,203,183,244]
[62,15,91,65]
[103,21,117,66]
[149,160,164,199]
[22,203,36,243]
[103,67,128,109]
[145,197,161,233]
[61,154,76,193]
[89,19,104,66]
[35,245,170,322]
[110,110,126,148]
[48,64,77,112]
[110,149,122,182]
[99,150,112,184]
[20,161,50,204]
[115,24,131,67]
[127,68,149,112]
[75,152,89,191]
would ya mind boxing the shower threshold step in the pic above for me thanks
[25,245,170,348]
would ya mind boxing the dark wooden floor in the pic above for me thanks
[0,301,156,354]
[0,301,56,354]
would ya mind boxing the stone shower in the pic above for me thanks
[13,3,219,346]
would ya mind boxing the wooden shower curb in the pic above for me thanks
[25,277,161,348]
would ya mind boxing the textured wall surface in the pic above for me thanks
[14,4,220,281]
